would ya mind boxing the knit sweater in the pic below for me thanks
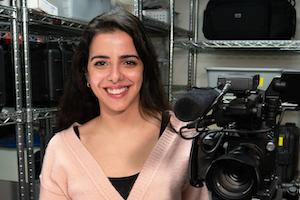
[39,114,209,200]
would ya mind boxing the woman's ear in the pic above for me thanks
[85,73,90,88]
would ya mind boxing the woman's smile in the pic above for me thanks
[105,86,129,98]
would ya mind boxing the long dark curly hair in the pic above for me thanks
[56,8,170,131]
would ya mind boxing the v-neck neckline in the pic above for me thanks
[62,124,178,200]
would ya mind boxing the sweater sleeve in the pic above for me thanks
[182,182,210,200]
[39,186,69,200]
[39,134,70,200]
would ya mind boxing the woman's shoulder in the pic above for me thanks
[47,124,77,149]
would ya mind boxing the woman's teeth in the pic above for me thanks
[107,87,128,95]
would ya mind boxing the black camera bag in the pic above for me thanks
[203,0,296,40]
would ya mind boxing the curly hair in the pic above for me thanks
[56,8,170,131]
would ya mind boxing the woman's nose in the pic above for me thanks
[107,65,123,83]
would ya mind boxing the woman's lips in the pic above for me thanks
[106,86,129,98]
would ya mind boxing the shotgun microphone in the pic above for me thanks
[174,87,220,122]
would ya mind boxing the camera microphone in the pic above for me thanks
[174,87,220,122]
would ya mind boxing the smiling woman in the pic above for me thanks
[39,7,209,200]
[86,31,144,114]
[56,7,168,129]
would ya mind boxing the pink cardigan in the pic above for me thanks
[39,114,209,200]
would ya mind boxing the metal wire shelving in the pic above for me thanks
[6,0,300,199]
[0,5,15,19]
[181,40,300,51]
[1,1,195,199]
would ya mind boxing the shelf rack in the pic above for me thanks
[0,2,27,200]
[28,8,86,37]
[27,8,192,38]
[132,0,196,102]
[166,0,199,102]
[0,109,22,126]
[0,5,15,19]
[0,108,57,126]
[182,40,300,51]
[6,0,300,199]
[143,16,192,37]
[0,6,15,32]
[4,2,194,200]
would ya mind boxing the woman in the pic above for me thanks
[39,8,209,200]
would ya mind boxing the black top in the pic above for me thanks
[73,111,170,199]
[73,111,170,139]
[109,173,139,199]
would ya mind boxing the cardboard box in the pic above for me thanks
[48,0,111,22]
[143,9,178,24]
[0,0,10,6]
[27,0,58,16]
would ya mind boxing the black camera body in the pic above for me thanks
[205,133,278,199]
[177,72,300,200]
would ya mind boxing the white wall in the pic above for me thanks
[0,147,40,182]
[0,148,18,181]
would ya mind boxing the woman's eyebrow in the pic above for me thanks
[90,54,140,61]
[120,55,140,59]
[90,55,109,61]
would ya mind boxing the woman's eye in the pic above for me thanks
[94,61,107,66]
[124,60,137,66]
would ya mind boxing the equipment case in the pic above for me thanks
[203,0,296,40]
[31,42,73,107]
[31,43,63,107]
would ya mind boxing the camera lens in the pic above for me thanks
[206,159,257,200]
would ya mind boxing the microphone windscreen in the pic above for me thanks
[174,87,219,122]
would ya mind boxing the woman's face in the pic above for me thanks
[86,30,144,115]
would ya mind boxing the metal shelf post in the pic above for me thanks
[168,0,175,102]
[11,0,27,199]
[187,0,199,88]
[21,0,36,199]
[134,0,143,20]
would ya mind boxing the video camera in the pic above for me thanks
[174,71,300,200]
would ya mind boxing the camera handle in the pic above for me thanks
[278,103,300,125]
[189,135,204,187]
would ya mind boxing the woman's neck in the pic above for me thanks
[96,108,159,136]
